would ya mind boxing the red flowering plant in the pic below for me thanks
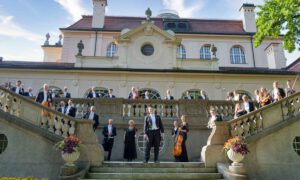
[55,136,82,154]
[223,136,250,155]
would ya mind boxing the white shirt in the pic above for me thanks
[256,96,260,103]
[166,95,171,100]
[132,92,137,99]
[150,114,158,130]
[29,92,33,97]
[243,102,250,113]
[274,88,279,99]
[61,106,65,113]
[88,112,94,120]
[208,116,217,129]
[108,125,112,134]
[15,87,20,93]
[51,93,56,98]
[65,106,71,115]
[42,91,47,103]
[92,92,96,98]
[145,96,149,100]
[64,92,67,97]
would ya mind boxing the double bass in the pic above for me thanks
[172,134,183,157]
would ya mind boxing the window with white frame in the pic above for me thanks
[177,45,186,59]
[106,43,118,57]
[200,45,211,59]
[230,46,246,64]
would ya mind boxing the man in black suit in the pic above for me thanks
[57,101,66,114]
[271,81,286,102]
[10,80,24,95]
[164,89,174,100]
[87,86,100,98]
[144,106,164,163]
[104,89,116,98]
[242,95,255,113]
[65,99,76,117]
[102,119,117,161]
[35,84,52,107]
[23,87,33,97]
[62,86,71,98]
[83,106,99,131]
[183,91,193,100]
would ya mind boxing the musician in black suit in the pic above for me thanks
[57,101,66,114]
[35,84,52,107]
[83,106,99,131]
[271,81,286,102]
[242,95,255,113]
[144,106,164,163]
[183,91,193,100]
[10,80,24,95]
[65,99,76,117]
[102,119,117,161]
[23,87,33,97]
[171,120,179,140]
[104,89,116,98]
[86,86,100,98]
[165,89,174,100]
[62,86,71,98]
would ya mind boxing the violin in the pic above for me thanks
[172,134,183,157]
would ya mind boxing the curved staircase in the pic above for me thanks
[80,162,224,180]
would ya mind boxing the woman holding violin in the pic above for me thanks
[173,115,189,162]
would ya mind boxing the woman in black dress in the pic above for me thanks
[123,120,137,161]
[175,115,189,162]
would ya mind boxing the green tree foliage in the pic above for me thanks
[254,0,300,52]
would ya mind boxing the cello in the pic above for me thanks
[172,133,183,157]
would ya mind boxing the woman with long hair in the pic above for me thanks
[123,120,137,161]
[174,115,189,162]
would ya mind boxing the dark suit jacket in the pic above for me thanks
[57,106,66,114]
[164,96,174,100]
[35,91,52,104]
[83,112,99,131]
[102,125,117,139]
[104,94,116,98]
[171,128,178,136]
[271,88,286,101]
[62,92,71,98]
[87,92,100,98]
[11,87,24,95]
[65,106,76,117]
[128,92,140,100]
[246,101,255,112]
[198,95,206,100]
[144,115,164,135]
[23,92,33,97]
[184,96,194,100]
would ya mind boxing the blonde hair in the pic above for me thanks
[128,119,135,126]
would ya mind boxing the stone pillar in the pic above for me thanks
[201,121,230,167]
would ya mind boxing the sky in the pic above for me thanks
[0,0,299,65]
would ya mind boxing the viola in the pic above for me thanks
[172,134,183,157]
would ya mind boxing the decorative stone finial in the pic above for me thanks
[210,44,217,58]
[44,33,50,46]
[145,8,152,21]
[77,40,84,56]
[55,34,63,46]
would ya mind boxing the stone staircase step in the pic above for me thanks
[90,167,217,173]
[101,161,205,168]
[86,172,223,180]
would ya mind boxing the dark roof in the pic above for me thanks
[60,16,249,35]
[286,57,300,71]
[0,61,298,75]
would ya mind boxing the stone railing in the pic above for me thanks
[227,92,300,139]
[0,86,103,166]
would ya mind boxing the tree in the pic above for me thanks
[254,0,300,52]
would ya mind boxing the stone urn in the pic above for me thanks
[62,151,80,166]
[227,148,244,165]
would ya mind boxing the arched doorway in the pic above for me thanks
[235,90,253,100]
[138,88,161,99]
[39,86,63,97]
[84,87,109,98]
[181,89,208,100]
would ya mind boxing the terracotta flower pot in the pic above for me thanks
[227,148,244,165]
[62,151,80,166]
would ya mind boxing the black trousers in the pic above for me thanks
[107,138,114,161]
[145,130,161,161]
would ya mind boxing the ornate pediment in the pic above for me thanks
[116,21,181,44]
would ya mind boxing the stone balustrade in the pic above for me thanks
[227,92,300,139]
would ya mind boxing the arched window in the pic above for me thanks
[138,88,161,99]
[230,45,246,64]
[200,45,211,59]
[235,90,253,100]
[177,45,186,59]
[181,89,208,100]
[84,87,109,98]
[106,42,118,57]
[39,86,63,97]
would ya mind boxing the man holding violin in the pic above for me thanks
[143,106,164,163]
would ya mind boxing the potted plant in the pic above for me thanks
[224,136,249,165]
[55,136,82,166]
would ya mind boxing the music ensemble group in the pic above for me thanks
[8,78,297,162]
